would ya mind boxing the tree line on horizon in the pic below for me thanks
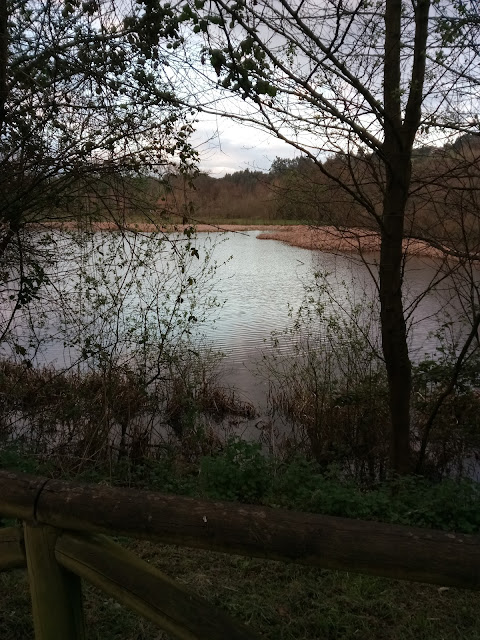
[164,134,480,249]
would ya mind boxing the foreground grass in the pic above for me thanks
[2,544,479,639]
[1,444,480,639]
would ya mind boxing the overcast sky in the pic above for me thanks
[193,114,300,177]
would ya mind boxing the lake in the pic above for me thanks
[191,231,462,406]
[3,228,466,409]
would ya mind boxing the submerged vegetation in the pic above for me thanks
[0,355,255,473]
[262,272,480,484]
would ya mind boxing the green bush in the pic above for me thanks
[200,439,272,502]
[3,439,480,534]
[199,442,480,534]
[0,444,53,476]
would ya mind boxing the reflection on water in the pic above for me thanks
[198,231,460,362]
[197,231,312,363]
[2,229,467,405]
[194,231,462,403]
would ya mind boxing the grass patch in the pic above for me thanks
[2,442,480,639]
[3,440,480,533]
[2,545,480,639]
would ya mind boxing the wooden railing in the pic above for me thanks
[1,469,480,639]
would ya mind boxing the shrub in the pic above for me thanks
[200,439,272,502]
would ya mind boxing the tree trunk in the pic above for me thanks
[380,155,412,474]
[381,0,415,474]
[0,0,7,132]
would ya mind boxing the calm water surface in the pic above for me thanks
[10,229,463,406]
[193,231,460,404]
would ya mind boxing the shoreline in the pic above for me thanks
[37,221,287,233]
[37,221,444,258]
[256,226,444,258]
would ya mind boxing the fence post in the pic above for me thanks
[24,523,85,640]
[0,526,26,570]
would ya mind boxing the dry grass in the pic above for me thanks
[257,226,444,257]
[35,221,289,233]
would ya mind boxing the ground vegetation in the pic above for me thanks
[2,440,480,639]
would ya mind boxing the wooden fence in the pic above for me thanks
[1,469,480,639]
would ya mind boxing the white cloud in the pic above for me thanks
[193,115,300,177]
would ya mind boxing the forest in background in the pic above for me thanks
[164,133,480,254]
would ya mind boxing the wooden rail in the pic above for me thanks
[1,469,480,639]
